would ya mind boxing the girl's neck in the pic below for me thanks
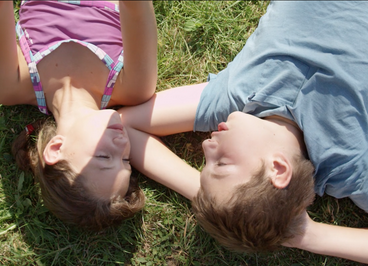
[47,84,100,134]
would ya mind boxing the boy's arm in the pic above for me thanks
[119,83,208,136]
[284,211,368,264]
[118,1,157,105]
[127,127,200,200]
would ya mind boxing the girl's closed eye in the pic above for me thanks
[96,155,110,159]
[123,158,131,163]
[217,162,226,166]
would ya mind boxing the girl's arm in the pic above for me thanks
[117,1,157,105]
[119,83,207,199]
[127,127,200,200]
[0,2,33,105]
[0,2,17,76]
[284,211,368,264]
[119,83,208,135]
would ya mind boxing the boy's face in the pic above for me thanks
[200,111,273,204]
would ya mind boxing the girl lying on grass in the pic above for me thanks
[0,0,157,230]
[119,0,368,263]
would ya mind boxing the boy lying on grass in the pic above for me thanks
[119,0,368,263]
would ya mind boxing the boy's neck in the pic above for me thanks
[264,115,307,158]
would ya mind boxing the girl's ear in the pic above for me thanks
[43,135,65,165]
[269,153,292,189]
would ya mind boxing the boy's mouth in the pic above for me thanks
[108,123,124,131]
[218,122,228,131]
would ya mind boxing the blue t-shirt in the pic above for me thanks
[194,1,368,212]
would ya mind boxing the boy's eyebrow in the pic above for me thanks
[210,169,230,179]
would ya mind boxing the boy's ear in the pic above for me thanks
[269,153,292,189]
[43,135,65,165]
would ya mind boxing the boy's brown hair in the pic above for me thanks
[192,155,315,252]
[12,119,145,231]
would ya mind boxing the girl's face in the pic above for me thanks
[200,111,273,204]
[61,109,131,199]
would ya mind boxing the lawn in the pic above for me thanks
[0,1,367,265]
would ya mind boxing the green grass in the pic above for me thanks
[1,1,367,265]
